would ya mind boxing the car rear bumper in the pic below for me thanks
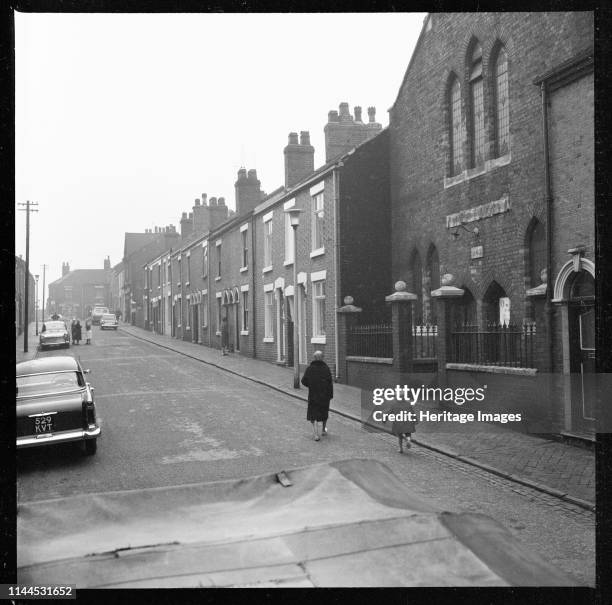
[17,426,101,449]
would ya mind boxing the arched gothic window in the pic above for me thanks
[449,76,463,176]
[453,287,476,328]
[483,281,508,326]
[424,245,440,324]
[469,42,485,167]
[494,46,510,156]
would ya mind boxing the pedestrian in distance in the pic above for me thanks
[301,350,333,441]
[85,319,92,345]
[74,319,82,345]
[71,318,77,344]
[389,398,417,454]
[221,316,230,356]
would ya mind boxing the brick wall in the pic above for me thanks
[339,129,392,320]
[389,11,593,351]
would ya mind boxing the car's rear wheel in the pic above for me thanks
[84,439,97,456]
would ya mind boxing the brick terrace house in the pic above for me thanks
[122,228,180,327]
[387,12,594,437]
[47,258,112,320]
[141,102,390,378]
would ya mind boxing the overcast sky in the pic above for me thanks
[15,12,426,305]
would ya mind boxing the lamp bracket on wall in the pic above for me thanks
[451,221,480,239]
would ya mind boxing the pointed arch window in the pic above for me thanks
[494,47,510,156]
[469,43,485,167]
[449,76,463,176]
[528,219,546,287]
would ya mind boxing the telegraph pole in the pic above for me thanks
[18,201,39,353]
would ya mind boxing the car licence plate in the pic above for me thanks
[34,415,54,434]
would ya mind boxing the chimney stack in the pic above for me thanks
[62,262,70,277]
[209,195,228,229]
[324,101,382,161]
[235,167,262,215]
[104,256,111,270]
[284,130,314,188]
[193,196,210,234]
[180,211,193,239]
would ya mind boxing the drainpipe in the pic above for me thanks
[333,165,341,380]
[541,82,554,375]
[250,214,256,359]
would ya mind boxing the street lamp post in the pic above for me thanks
[34,274,39,335]
[285,208,303,388]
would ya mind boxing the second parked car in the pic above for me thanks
[39,320,70,350]
[100,313,118,330]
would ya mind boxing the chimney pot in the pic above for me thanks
[238,167,247,179]
[201,193,207,205]
[354,106,362,122]
[300,131,311,146]
[247,168,258,180]
[288,132,299,145]
[218,197,225,206]
[339,102,352,121]
[368,106,376,123]
[210,197,218,206]
[189,212,193,219]
[181,212,187,219]
[328,110,340,123]
[194,198,200,206]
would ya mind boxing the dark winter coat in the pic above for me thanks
[73,321,82,341]
[301,360,333,422]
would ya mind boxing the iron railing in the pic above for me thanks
[450,322,536,368]
[413,324,437,358]
[348,323,393,358]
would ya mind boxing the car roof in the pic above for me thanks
[17,356,80,376]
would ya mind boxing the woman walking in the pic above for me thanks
[74,319,82,345]
[85,318,92,345]
[301,351,333,441]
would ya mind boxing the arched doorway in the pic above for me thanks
[553,257,596,436]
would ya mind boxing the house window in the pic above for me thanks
[186,256,191,284]
[264,218,273,268]
[216,243,222,278]
[264,291,274,339]
[285,212,295,264]
[449,76,463,176]
[168,262,172,285]
[311,192,324,251]
[242,290,249,329]
[494,46,510,157]
[241,230,248,268]
[216,296,222,333]
[312,280,326,337]
[158,264,162,288]
[178,258,182,286]
[202,246,208,278]
[469,42,485,167]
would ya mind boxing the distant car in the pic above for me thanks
[100,313,119,330]
[16,356,100,455]
[39,320,70,350]
[92,307,109,325]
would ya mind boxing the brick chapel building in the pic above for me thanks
[388,12,594,437]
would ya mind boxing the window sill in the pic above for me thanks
[240,266,248,273]
[202,275,208,279]
[240,330,249,336]
[263,337,274,343]
[216,331,221,336]
[310,248,325,259]
[262,266,273,274]
[284,260,294,267]
[311,336,326,344]
[185,282,190,287]
[215,276,221,282]
[446,363,537,376]
[443,153,511,189]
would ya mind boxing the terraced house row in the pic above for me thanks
[138,103,388,377]
[120,12,595,439]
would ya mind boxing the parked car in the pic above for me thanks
[39,320,70,350]
[100,313,119,330]
[16,356,100,455]
[92,306,109,325]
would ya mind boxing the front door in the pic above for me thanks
[192,304,199,343]
[568,271,596,435]
[234,303,241,352]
